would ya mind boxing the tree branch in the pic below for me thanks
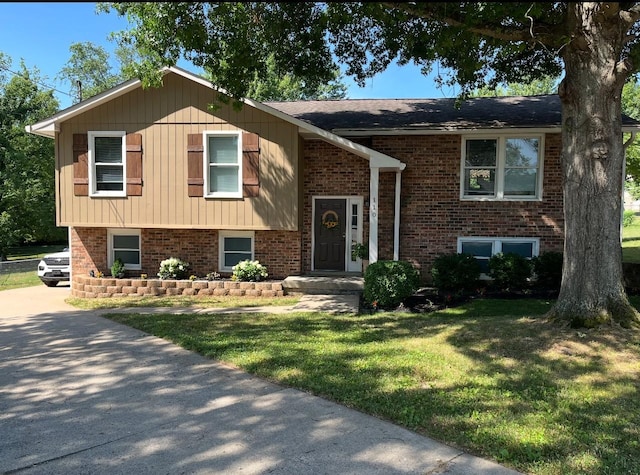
[619,3,640,31]
[381,2,564,46]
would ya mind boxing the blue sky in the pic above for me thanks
[0,2,458,109]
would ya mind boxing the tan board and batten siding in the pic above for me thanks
[56,72,300,230]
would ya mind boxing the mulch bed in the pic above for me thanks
[362,286,562,314]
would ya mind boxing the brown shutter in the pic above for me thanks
[126,133,143,196]
[73,133,89,196]
[242,132,260,198]
[187,133,204,197]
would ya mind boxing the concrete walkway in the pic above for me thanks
[0,285,522,475]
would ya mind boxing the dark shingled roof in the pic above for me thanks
[266,95,640,132]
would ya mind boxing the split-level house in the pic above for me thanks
[25,67,640,288]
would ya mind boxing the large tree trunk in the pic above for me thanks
[549,3,640,328]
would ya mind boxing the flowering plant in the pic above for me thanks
[232,260,268,282]
[157,257,190,280]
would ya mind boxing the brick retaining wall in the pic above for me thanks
[71,275,285,299]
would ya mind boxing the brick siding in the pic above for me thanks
[302,133,564,280]
[302,141,370,273]
[70,227,301,287]
[70,133,564,286]
[71,227,107,278]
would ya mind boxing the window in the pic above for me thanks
[204,131,242,198]
[462,136,542,200]
[89,131,127,197]
[219,231,254,272]
[457,237,539,273]
[108,229,141,270]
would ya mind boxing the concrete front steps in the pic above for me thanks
[282,274,364,295]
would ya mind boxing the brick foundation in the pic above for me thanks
[70,227,301,289]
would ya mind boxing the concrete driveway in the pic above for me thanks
[0,285,522,474]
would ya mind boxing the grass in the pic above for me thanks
[104,299,640,475]
[0,270,42,291]
[622,220,640,263]
[6,244,67,260]
[66,294,300,310]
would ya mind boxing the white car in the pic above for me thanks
[37,249,70,287]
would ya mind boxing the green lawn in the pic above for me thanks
[67,294,300,309]
[622,221,640,263]
[1,244,66,291]
[0,270,42,291]
[6,244,67,261]
[105,300,640,475]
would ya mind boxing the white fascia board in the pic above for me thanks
[333,125,640,135]
[25,122,59,138]
[332,126,563,136]
[26,77,143,138]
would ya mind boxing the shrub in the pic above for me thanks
[363,260,420,309]
[110,258,126,278]
[157,257,190,280]
[488,253,532,291]
[623,210,636,227]
[232,260,268,282]
[430,253,481,292]
[532,251,563,290]
[351,243,368,260]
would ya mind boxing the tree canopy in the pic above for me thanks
[471,76,560,97]
[57,41,139,103]
[58,40,348,103]
[244,54,347,101]
[101,2,640,328]
[0,53,63,259]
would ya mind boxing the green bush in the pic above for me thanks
[232,260,268,282]
[532,251,563,290]
[488,253,532,291]
[430,253,481,292]
[623,210,636,227]
[363,260,420,309]
[157,257,190,280]
[110,258,126,278]
[351,242,368,260]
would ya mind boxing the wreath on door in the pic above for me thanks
[321,210,339,229]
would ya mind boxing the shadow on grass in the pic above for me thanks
[107,299,640,475]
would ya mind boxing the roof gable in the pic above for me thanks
[26,66,405,171]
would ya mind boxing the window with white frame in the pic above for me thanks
[89,131,127,197]
[462,136,542,200]
[204,131,242,198]
[457,237,539,273]
[219,231,254,272]
[108,229,141,270]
